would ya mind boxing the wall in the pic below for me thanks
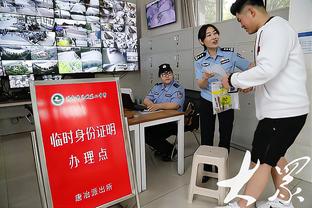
[286,0,312,183]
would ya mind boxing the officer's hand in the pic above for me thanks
[221,75,230,89]
[147,103,160,112]
[203,71,214,80]
[239,87,254,93]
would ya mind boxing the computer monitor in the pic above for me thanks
[146,0,176,29]
[121,88,134,102]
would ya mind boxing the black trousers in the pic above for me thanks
[199,97,234,171]
[145,122,177,155]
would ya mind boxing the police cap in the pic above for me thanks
[158,63,173,77]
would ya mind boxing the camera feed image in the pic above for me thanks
[128,62,138,71]
[112,24,125,32]
[85,0,100,7]
[126,48,138,71]
[9,74,34,88]
[0,63,4,76]
[0,13,26,31]
[0,45,31,60]
[114,32,127,49]
[0,0,53,17]
[125,26,137,49]
[87,22,101,47]
[0,0,16,13]
[54,0,86,21]
[31,46,57,60]
[146,0,176,29]
[25,16,54,32]
[126,49,138,62]
[81,47,102,72]
[14,0,37,16]
[101,22,113,31]
[100,0,114,20]
[86,4,100,22]
[125,2,136,26]
[35,0,54,17]
[112,7,126,25]
[32,60,58,75]
[101,31,115,48]
[100,0,125,25]
[57,47,82,74]
[0,31,55,46]
[102,47,127,72]
[40,74,62,80]
[55,18,89,47]
[2,60,33,75]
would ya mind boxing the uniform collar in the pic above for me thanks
[161,80,174,91]
[204,47,223,60]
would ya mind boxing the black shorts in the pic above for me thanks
[251,114,307,167]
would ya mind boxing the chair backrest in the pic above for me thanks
[183,89,200,132]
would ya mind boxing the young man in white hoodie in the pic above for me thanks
[220,0,309,208]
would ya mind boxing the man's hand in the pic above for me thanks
[221,75,230,89]
[239,87,254,93]
[147,103,161,112]
[203,71,215,80]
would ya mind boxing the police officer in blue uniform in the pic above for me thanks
[195,24,252,181]
[143,63,185,161]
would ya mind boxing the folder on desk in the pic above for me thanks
[121,93,146,111]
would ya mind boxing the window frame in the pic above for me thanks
[195,0,290,26]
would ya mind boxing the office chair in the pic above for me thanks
[171,89,201,159]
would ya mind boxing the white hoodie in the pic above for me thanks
[231,16,309,120]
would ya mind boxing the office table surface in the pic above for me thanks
[125,109,184,125]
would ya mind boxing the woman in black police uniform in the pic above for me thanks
[194,24,252,181]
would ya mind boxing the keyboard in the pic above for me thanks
[134,104,147,111]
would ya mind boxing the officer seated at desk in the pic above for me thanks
[143,63,185,161]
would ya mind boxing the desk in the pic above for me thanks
[126,110,184,192]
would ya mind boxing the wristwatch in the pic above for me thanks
[228,73,234,88]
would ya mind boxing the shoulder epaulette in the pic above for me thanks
[194,52,205,61]
[221,47,234,52]
[237,53,243,58]
[173,83,180,88]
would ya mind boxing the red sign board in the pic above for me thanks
[32,80,133,208]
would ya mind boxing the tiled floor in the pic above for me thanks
[123,131,312,208]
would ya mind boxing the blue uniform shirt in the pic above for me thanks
[194,47,250,102]
[145,80,185,112]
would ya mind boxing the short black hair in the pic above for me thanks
[230,0,265,15]
[158,63,173,77]
[197,24,220,51]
